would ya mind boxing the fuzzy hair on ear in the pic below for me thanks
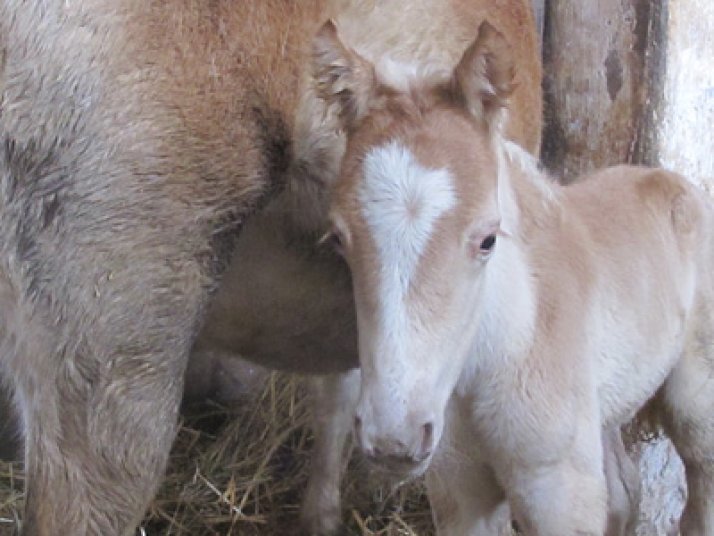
[451,20,516,130]
[312,20,376,130]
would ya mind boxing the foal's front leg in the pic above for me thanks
[508,460,608,535]
[426,456,510,535]
[426,411,510,536]
[504,424,609,536]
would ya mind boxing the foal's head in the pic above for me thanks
[314,20,519,476]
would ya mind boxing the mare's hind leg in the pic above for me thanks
[661,324,714,535]
[1,247,211,535]
[0,384,20,461]
[301,369,360,535]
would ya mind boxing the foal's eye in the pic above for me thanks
[480,234,497,253]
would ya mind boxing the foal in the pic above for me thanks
[315,20,714,535]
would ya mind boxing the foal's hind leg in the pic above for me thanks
[301,369,360,535]
[603,426,640,536]
[661,327,714,535]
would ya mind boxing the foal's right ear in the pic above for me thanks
[312,20,376,130]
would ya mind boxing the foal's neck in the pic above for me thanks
[456,142,554,392]
[500,140,561,237]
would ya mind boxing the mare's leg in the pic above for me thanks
[184,349,269,405]
[0,383,21,461]
[3,248,210,536]
[603,426,640,536]
[661,321,714,536]
[301,369,360,535]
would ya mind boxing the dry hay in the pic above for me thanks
[0,372,434,535]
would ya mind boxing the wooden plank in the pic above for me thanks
[541,0,652,179]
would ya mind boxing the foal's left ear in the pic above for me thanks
[450,21,516,129]
[312,20,376,130]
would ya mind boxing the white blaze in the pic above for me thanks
[360,141,456,348]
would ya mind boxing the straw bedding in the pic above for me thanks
[0,372,433,535]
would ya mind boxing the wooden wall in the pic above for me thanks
[656,0,714,193]
[542,0,714,192]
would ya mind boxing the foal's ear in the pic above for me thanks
[312,20,376,130]
[451,21,515,128]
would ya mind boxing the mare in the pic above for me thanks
[0,1,330,533]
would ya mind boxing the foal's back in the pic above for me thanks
[564,169,714,534]
[555,166,711,424]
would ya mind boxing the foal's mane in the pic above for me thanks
[498,139,562,234]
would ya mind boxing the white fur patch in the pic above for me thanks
[360,141,456,332]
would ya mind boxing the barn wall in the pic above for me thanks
[657,0,714,193]
[542,0,714,191]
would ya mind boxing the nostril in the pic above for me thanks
[353,415,363,445]
[420,421,434,459]
[422,422,434,444]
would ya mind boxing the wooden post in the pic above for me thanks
[541,0,654,179]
